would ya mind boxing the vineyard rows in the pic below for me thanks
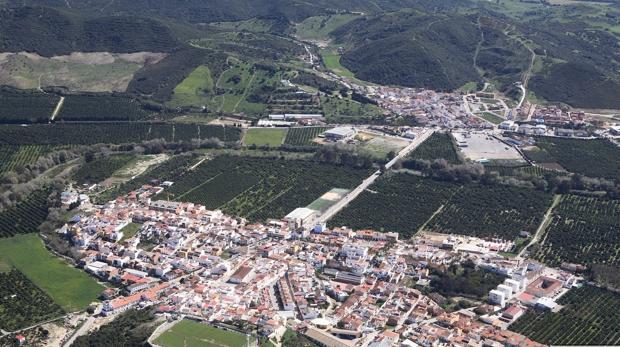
[0,145,57,176]
[58,95,149,121]
[407,132,461,164]
[0,188,51,238]
[0,270,64,331]
[425,184,553,240]
[510,285,620,346]
[0,123,241,145]
[164,156,372,221]
[484,165,565,178]
[284,127,329,146]
[73,155,135,185]
[329,173,458,237]
[0,89,59,123]
[331,173,553,240]
[535,195,620,267]
[527,137,620,179]
[94,154,199,204]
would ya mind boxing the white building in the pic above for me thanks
[284,208,317,230]
[324,127,356,141]
[505,279,521,293]
[489,289,506,307]
[497,284,514,299]
[499,121,518,132]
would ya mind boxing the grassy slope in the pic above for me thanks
[0,234,104,311]
[169,65,214,107]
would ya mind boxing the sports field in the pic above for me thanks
[0,234,104,311]
[155,320,251,347]
[244,128,288,147]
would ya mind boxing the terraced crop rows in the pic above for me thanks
[0,145,57,176]
[284,127,329,146]
[535,195,620,267]
[0,188,50,238]
[510,285,620,346]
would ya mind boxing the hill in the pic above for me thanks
[0,6,180,56]
[330,12,481,91]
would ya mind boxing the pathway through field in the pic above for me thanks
[50,96,65,121]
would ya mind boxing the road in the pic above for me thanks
[318,129,433,223]
[50,96,65,121]
[517,194,561,259]
[62,316,94,347]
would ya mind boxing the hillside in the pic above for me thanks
[0,6,180,56]
[330,12,482,91]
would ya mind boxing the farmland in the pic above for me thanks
[534,195,620,267]
[0,145,58,176]
[425,184,553,240]
[330,174,458,237]
[510,285,620,346]
[94,154,200,204]
[408,132,462,164]
[526,137,620,179]
[0,188,50,238]
[155,320,250,347]
[58,95,149,121]
[244,128,288,147]
[296,14,361,40]
[165,156,372,221]
[0,270,64,331]
[0,234,104,311]
[0,88,59,123]
[73,155,136,185]
[284,127,329,146]
[320,96,385,124]
[169,65,215,107]
[0,123,242,145]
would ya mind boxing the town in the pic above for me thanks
[57,182,583,347]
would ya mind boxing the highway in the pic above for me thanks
[318,129,434,224]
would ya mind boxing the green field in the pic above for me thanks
[119,223,142,242]
[155,320,250,347]
[477,112,504,124]
[296,14,360,40]
[0,234,104,311]
[244,128,288,147]
[170,66,214,107]
[320,51,355,78]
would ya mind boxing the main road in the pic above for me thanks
[318,129,434,224]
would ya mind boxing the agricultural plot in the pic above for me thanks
[0,145,58,176]
[284,127,329,146]
[526,137,620,179]
[0,270,64,331]
[320,96,384,124]
[0,188,50,238]
[95,154,200,204]
[510,285,620,346]
[329,174,458,237]
[267,89,322,115]
[169,65,214,107]
[484,164,565,177]
[361,136,408,159]
[73,155,136,185]
[0,234,104,311]
[155,320,250,347]
[296,14,361,40]
[244,128,287,147]
[424,184,553,240]
[58,95,149,121]
[534,195,620,267]
[0,89,59,123]
[165,156,372,221]
[408,132,461,164]
[0,123,241,145]
[321,51,355,78]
